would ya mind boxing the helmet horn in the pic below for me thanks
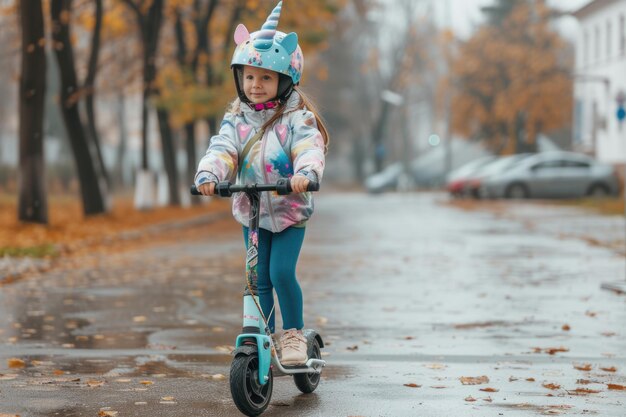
[254,1,282,51]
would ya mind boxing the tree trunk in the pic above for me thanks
[84,0,109,188]
[114,93,127,187]
[185,123,197,188]
[18,0,48,224]
[51,0,107,216]
[156,108,180,206]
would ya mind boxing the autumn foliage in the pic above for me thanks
[448,1,573,154]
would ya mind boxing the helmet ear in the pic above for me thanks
[278,32,298,55]
[234,24,250,45]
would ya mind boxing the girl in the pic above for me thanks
[194,1,328,366]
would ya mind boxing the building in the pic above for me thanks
[572,0,626,164]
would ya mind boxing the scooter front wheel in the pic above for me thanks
[230,353,273,416]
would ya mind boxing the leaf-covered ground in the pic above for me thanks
[0,193,230,258]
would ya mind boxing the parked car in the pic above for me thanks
[364,162,404,194]
[480,151,620,199]
[461,153,532,198]
[446,155,496,197]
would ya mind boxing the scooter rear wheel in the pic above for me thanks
[293,338,322,393]
[230,353,273,416]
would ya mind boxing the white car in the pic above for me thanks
[480,151,620,199]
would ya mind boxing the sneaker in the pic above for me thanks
[279,329,308,366]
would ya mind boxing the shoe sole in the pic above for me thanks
[280,358,308,366]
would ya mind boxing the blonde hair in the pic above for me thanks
[228,88,330,154]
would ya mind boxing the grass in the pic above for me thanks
[0,244,58,258]
[0,192,229,258]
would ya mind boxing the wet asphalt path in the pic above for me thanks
[1,192,625,416]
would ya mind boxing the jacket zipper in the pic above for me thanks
[259,128,279,232]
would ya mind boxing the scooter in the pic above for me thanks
[191,179,326,416]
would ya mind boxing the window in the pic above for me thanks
[563,160,590,169]
[607,20,612,58]
[619,15,626,55]
[595,26,600,61]
[582,31,589,66]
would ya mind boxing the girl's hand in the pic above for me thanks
[291,175,310,193]
[198,182,216,196]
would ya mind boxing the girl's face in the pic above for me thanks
[243,65,279,104]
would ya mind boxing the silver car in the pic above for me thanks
[480,151,620,199]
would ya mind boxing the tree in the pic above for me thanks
[449,1,572,154]
[18,0,48,224]
[122,0,165,208]
[83,0,109,188]
[51,0,108,215]
[123,0,164,172]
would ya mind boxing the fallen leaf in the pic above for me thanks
[161,396,175,401]
[460,376,489,385]
[574,363,592,371]
[133,316,147,323]
[7,358,26,368]
[566,388,601,395]
[464,396,477,402]
[545,347,569,355]
[561,324,570,331]
[480,387,499,392]
[316,317,328,326]
[532,346,569,355]
[509,376,519,382]
[482,397,493,402]
[542,383,561,390]
[211,374,226,381]
[430,386,447,389]
[424,363,447,370]
[601,332,616,337]
[215,345,234,353]
[600,366,616,372]
[607,384,626,390]
[576,379,592,385]
[139,380,153,385]
[346,345,358,351]
[585,311,597,317]
[87,380,105,388]
[0,414,20,417]
[98,411,118,417]
[526,378,536,382]
[403,383,421,388]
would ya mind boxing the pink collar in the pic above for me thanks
[250,101,279,111]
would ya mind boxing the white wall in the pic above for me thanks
[574,0,626,164]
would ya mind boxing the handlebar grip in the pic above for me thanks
[307,181,320,192]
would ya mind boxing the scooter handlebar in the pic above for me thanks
[190,179,319,197]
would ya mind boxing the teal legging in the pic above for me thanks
[243,226,305,333]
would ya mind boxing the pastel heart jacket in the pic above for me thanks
[195,92,325,233]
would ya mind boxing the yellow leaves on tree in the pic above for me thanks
[155,64,234,128]
[448,2,572,154]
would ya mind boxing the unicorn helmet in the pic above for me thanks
[231,1,304,103]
